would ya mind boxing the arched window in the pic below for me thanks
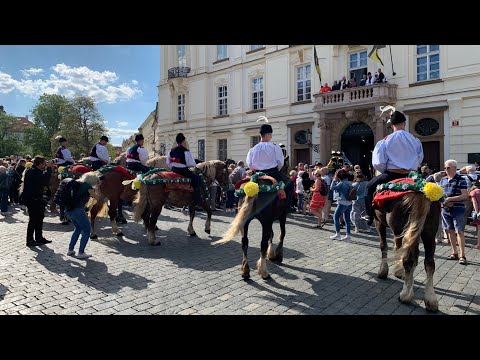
[415,118,439,136]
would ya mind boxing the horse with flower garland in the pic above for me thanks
[212,172,288,280]
[373,172,445,312]
[133,160,229,245]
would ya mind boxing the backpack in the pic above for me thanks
[347,185,357,201]
[319,179,328,196]
[54,178,82,210]
[229,167,243,185]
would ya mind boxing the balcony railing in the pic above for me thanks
[168,67,191,79]
[313,83,398,112]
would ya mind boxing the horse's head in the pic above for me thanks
[196,160,229,189]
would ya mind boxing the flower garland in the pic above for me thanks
[235,172,285,198]
[376,171,445,202]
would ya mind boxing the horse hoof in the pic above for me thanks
[204,229,211,235]
[241,273,250,279]
[154,241,161,246]
[261,274,271,280]
[377,272,388,280]
[116,232,124,237]
[425,303,439,313]
[190,232,197,237]
[155,225,159,230]
[90,235,98,239]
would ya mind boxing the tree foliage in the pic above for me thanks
[31,94,69,139]
[23,126,51,157]
[0,111,25,156]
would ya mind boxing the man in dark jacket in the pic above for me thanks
[22,156,53,246]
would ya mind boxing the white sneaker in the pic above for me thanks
[67,250,76,257]
[329,234,341,240]
[342,234,352,240]
[76,252,92,259]
[354,227,359,233]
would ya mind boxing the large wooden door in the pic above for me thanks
[422,141,440,172]
[295,148,310,166]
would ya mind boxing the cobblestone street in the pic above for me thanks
[0,205,479,315]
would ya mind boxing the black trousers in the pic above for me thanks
[126,162,150,173]
[260,167,294,209]
[171,167,201,205]
[91,160,106,171]
[364,171,410,216]
[25,200,45,241]
[59,161,74,166]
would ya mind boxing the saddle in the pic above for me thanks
[237,175,286,200]
[153,171,194,193]
[372,178,416,208]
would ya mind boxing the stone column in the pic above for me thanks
[317,113,328,164]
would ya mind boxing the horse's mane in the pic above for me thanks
[196,160,224,181]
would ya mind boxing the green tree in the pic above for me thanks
[31,94,70,140]
[0,111,24,156]
[60,95,108,158]
[23,125,51,157]
[106,143,116,161]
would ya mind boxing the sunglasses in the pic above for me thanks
[444,167,453,170]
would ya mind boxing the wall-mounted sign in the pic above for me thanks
[198,139,205,161]
[452,120,459,126]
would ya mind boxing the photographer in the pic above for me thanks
[440,159,468,265]
[21,156,53,247]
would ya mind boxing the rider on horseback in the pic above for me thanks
[89,135,111,170]
[362,107,424,225]
[166,133,202,205]
[126,134,150,173]
[246,121,295,213]
[54,136,74,166]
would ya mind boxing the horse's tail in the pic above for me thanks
[394,193,431,264]
[212,196,255,245]
[85,197,109,218]
[133,183,148,223]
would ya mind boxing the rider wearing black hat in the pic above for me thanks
[89,135,111,170]
[54,136,74,166]
[246,121,295,213]
[126,134,150,173]
[166,133,202,205]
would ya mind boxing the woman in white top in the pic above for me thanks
[296,171,305,214]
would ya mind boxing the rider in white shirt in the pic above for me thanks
[89,135,111,170]
[126,134,150,173]
[54,137,75,166]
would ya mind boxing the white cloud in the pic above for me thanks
[131,80,138,85]
[0,63,142,104]
[108,128,138,137]
[116,121,129,127]
[21,68,44,78]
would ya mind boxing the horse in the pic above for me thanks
[146,156,168,169]
[374,190,441,312]
[212,175,288,280]
[133,160,229,245]
[113,154,127,167]
[87,167,138,239]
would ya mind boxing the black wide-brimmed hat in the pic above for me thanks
[135,134,144,141]
[58,137,67,143]
[389,111,406,125]
[100,135,109,142]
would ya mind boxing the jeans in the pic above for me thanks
[1,189,9,212]
[334,204,352,234]
[351,197,368,230]
[226,189,235,209]
[297,193,304,212]
[441,207,466,232]
[66,207,91,254]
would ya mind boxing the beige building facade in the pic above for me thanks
[157,45,480,172]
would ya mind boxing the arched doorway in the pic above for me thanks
[341,122,374,178]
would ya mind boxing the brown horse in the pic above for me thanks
[88,169,138,239]
[133,160,229,245]
[374,192,440,312]
[113,154,126,167]
[212,176,287,280]
[146,156,168,169]
[48,170,61,212]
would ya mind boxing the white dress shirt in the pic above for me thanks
[166,150,196,169]
[89,143,111,163]
[57,148,74,164]
[372,130,424,173]
[126,146,149,165]
[246,141,284,171]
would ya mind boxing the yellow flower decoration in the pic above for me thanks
[132,179,142,190]
[58,166,65,173]
[25,162,33,168]
[422,182,444,202]
[244,181,259,198]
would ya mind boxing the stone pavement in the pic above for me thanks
[0,205,479,315]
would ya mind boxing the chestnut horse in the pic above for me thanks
[212,176,287,280]
[374,192,441,312]
[133,160,229,245]
[88,169,138,239]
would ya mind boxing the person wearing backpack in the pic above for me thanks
[64,172,101,259]
[330,169,353,240]
[230,161,246,186]
[309,169,327,228]
[22,156,53,246]
[0,166,10,215]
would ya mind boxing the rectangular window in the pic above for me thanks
[177,94,185,121]
[250,135,260,148]
[177,45,186,67]
[252,77,264,110]
[218,139,227,161]
[217,45,227,61]
[416,45,440,81]
[296,65,311,102]
[250,45,264,51]
[197,139,205,161]
[218,85,228,116]
[349,50,367,84]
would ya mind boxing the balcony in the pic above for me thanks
[313,83,398,113]
[167,67,191,79]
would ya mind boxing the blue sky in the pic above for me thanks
[0,45,160,146]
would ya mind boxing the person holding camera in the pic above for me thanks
[21,156,53,247]
[439,159,469,265]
